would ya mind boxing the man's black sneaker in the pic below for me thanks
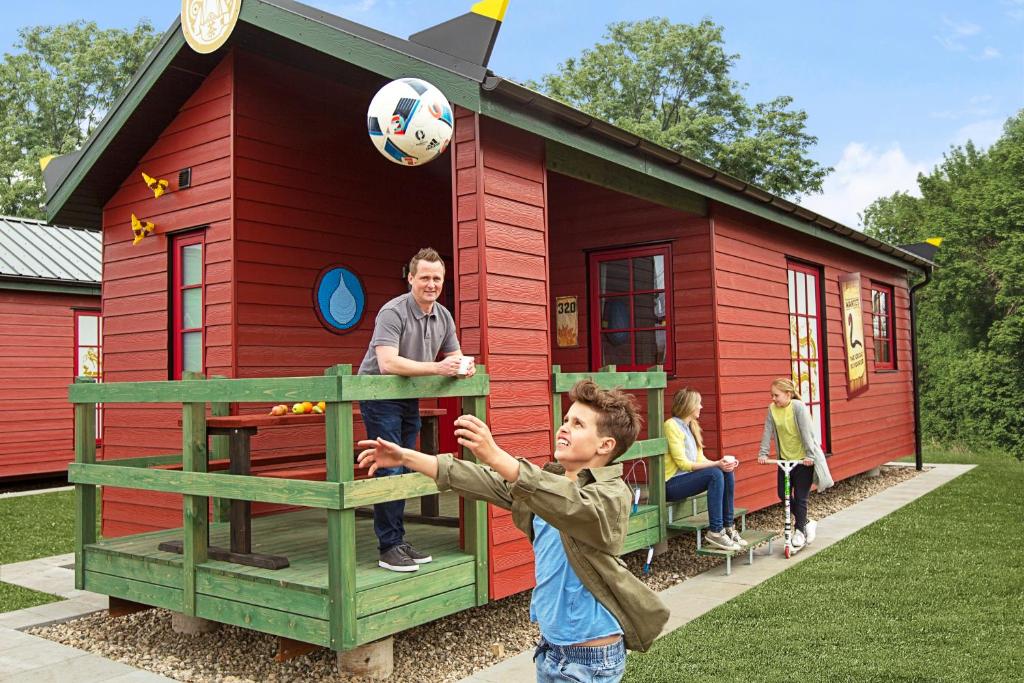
[398,542,432,564]
[378,545,419,572]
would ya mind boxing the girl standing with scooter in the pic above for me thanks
[757,378,833,556]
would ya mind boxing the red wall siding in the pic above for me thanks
[711,201,915,512]
[99,53,235,536]
[0,289,99,478]
[547,174,720,451]
[232,51,452,460]
[455,117,552,599]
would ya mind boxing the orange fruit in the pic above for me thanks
[317,401,326,412]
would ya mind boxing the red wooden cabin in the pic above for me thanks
[0,217,101,479]
[43,0,931,600]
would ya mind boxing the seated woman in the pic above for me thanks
[663,388,745,551]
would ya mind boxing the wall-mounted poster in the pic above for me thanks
[556,296,578,348]
[182,0,242,54]
[839,272,869,397]
[314,265,366,334]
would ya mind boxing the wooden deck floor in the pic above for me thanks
[82,505,476,648]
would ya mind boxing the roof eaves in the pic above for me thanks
[480,77,933,272]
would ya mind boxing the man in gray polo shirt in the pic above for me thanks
[358,247,475,572]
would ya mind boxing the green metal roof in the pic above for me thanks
[43,0,931,274]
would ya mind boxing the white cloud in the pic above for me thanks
[800,143,929,228]
[943,16,982,36]
[326,0,378,15]
[936,15,983,51]
[976,46,1002,60]
[952,118,1005,148]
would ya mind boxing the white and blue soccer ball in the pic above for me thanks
[367,78,454,167]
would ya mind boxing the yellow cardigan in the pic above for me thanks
[663,417,708,480]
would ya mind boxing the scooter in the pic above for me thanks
[761,459,803,558]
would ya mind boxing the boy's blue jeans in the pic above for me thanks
[533,636,625,683]
[359,398,421,552]
[664,467,735,532]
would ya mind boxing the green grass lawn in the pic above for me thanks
[626,449,1024,682]
[0,490,76,613]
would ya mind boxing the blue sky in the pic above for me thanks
[3,1,1022,226]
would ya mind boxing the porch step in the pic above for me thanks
[667,508,748,532]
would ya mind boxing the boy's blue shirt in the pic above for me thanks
[530,515,622,645]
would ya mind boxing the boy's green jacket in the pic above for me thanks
[435,453,670,652]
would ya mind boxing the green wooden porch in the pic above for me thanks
[68,364,490,652]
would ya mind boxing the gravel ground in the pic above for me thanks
[29,465,922,682]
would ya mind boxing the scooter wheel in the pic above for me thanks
[784,546,791,559]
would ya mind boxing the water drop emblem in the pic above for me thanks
[314,266,366,333]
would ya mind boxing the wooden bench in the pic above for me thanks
[665,492,776,575]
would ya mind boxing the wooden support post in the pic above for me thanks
[419,415,440,517]
[462,385,490,606]
[210,390,230,523]
[73,381,97,591]
[338,637,393,680]
[181,373,208,617]
[325,365,357,650]
[646,365,667,547]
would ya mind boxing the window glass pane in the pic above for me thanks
[635,329,666,366]
[601,297,630,333]
[599,259,630,294]
[78,347,100,378]
[880,291,888,316]
[808,361,820,403]
[182,244,202,286]
[873,314,880,338]
[797,317,809,360]
[78,315,99,346]
[633,293,665,327]
[789,317,799,360]
[632,255,664,291]
[183,289,202,329]
[806,275,817,314]
[872,290,880,314]
[788,270,796,311]
[795,272,806,313]
[182,332,202,374]
[600,333,632,367]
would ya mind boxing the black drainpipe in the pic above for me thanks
[909,268,933,471]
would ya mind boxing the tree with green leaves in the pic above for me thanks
[0,21,160,219]
[864,111,1024,459]
[533,18,831,198]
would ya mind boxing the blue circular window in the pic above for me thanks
[313,266,366,333]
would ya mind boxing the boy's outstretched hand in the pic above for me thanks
[454,414,520,482]
[357,438,403,476]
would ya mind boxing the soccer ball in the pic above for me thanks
[366,78,454,166]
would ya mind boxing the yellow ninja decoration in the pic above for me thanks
[141,172,169,199]
[131,213,155,245]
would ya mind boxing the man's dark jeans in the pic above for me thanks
[360,398,421,552]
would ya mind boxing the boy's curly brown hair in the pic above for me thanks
[568,379,643,462]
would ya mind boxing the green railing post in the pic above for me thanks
[646,365,667,544]
[551,365,563,447]
[461,378,490,606]
[181,372,208,616]
[210,376,230,522]
[325,364,357,649]
[73,377,97,590]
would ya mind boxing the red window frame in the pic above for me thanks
[786,260,828,448]
[171,231,205,380]
[870,282,896,370]
[73,309,102,445]
[588,244,674,373]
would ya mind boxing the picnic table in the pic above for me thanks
[158,407,447,569]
